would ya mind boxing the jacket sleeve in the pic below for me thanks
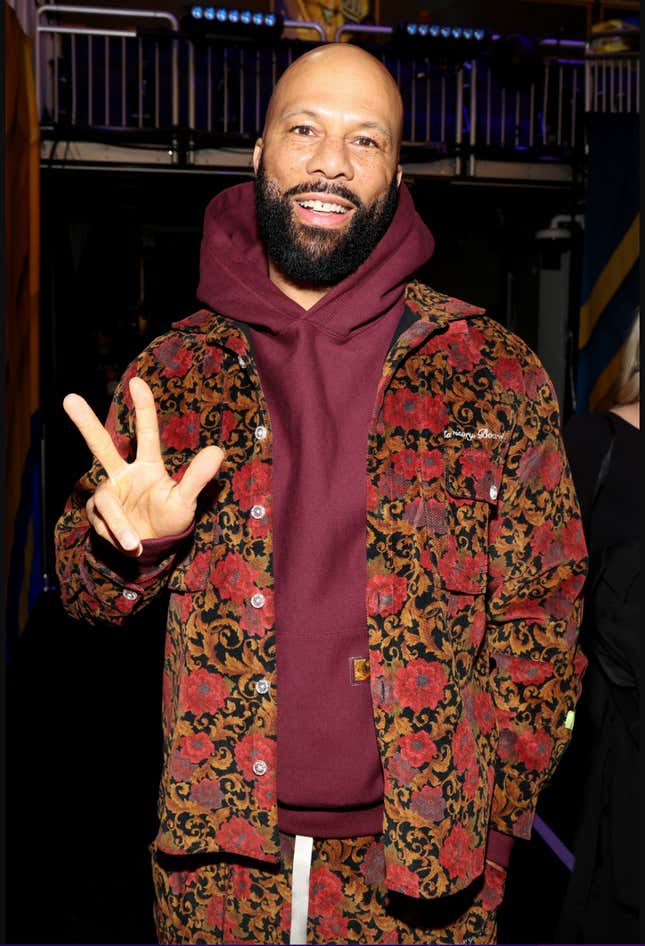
[54,358,184,626]
[485,348,588,839]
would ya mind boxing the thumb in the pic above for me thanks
[176,445,225,506]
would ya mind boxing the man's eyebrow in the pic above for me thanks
[281,108,321,123]
[358,120,392,143]
[281,109,392,143]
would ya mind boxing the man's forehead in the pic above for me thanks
[265,45,403,135]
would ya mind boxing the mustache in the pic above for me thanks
[283,181,364,211]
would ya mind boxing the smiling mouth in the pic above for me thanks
[295,198,350,215]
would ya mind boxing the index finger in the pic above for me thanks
[63,393,128,480]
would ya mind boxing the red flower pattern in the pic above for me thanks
[210,551,257,605]
[494,356,524,392]
[439,823,476,881]
[220,409,237,444]
[386,862,420,897]
[190,778,223,810]
[156,336,194,377]
[317,916,350,942]
[393,659,447,713]
[203,345,223,377]
[459,447,494,482]
[438,536,486,594]
[518,444,562,490]
[388,750,418,786]
[308,866,344,916]
[508,657,554,686]
[162,411,201,451]
[232,865,253,899]
[239,587,274,636]
[418,450,444,481]
[360,841,385,885]
[177,731,214,764]
[366,574,408,616]
[515,729,551,772]
[180,668,229,717]
[234,732,276,779]
[232,460,271,510]
[391,449,417,480]
[215,816,265,860]
[400,730,437,767]
[473,690,496,735]
[410,785,445,821]
[453,720,477,772]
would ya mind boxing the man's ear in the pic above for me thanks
[253,138,263,175]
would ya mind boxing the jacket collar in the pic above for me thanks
[171,280,485,359]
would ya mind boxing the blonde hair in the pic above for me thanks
[613,311,640,406]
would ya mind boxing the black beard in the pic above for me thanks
[255,162,399,287]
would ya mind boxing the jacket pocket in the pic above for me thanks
[438,446,504,594]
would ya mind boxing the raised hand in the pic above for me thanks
[63,376,224,556]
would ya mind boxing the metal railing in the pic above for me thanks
[36,5,180,127]
[36,6,639,170]
[36,5,325,135]
[585,55,640,113]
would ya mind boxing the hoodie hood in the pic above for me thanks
[196,180,434,338]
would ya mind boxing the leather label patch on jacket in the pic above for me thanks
[351,656,371,685]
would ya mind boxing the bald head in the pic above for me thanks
[262,44,404,155]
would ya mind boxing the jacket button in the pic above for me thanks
[489,484,498,501]
[255,679,270,695]
[250,504,266,520]
[250,592,266,609]
[252,759,268,777]
[238,355,247,368]
[254,425,268,441]
[122,589,138,601]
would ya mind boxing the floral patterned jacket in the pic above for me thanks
[55,281,587,901]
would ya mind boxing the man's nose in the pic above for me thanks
[305,135,354,180]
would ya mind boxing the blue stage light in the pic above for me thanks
[215,7,227,19]
[429,24,440,36]
[419,23,429,35]
[191,6,203,17]
[463,27,473,39]
[252,10,263,23]
[203,7,215,19]
[440,25,451,37]
[451,26,462,38]
[474,28,485,40]
[240,9,251,23]
[406,22,417,34]
[265,12,276,26]
[227,8,239,21]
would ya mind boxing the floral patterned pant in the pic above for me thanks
[152,833,505,944]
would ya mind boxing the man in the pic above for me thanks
[55,44,587,945]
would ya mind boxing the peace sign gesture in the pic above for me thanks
[63,376,224,556]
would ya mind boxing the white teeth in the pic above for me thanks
[297,199,347,214]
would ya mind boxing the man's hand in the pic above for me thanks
[63,376,224,556]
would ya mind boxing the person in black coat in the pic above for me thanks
[557,312,640,944]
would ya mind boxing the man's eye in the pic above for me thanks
[291,124,315,135]
[355,136,379,148]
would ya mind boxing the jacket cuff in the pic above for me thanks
[90,522,194,575]
[137,524,195,565]
[486,829,515,869]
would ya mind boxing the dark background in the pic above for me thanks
[6,164,584,944]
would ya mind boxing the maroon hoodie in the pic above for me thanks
[197,181,434,837]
